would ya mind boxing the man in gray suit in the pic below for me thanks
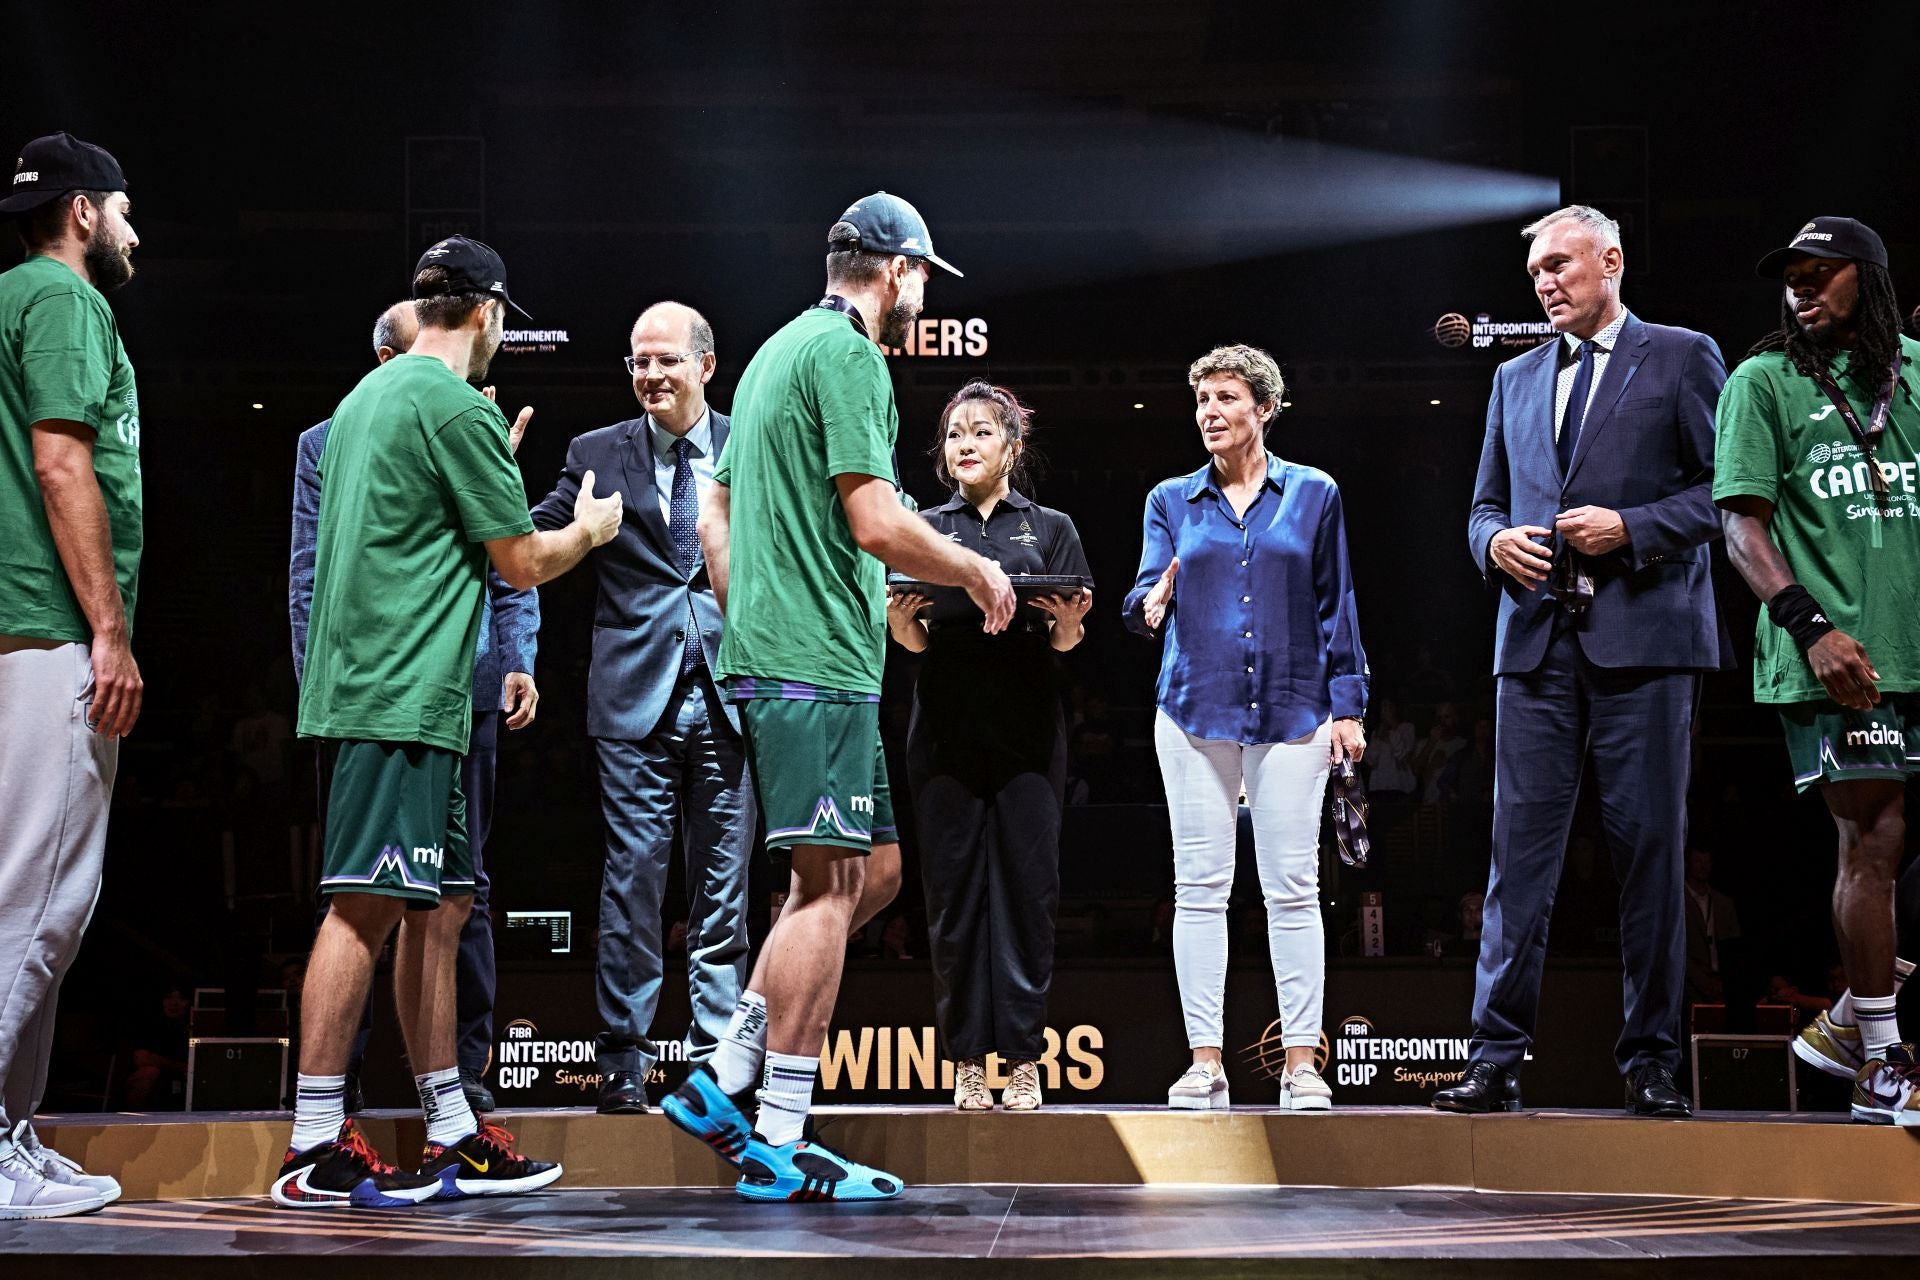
[530,302,752,1113]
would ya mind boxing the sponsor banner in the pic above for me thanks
[880,316,989,359]
[499,327,571,356]
[357,961,1622,1107]
[1432,311,1556,353]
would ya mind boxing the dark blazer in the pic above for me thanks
[1467,311,1729,676]
[531,411,735,740]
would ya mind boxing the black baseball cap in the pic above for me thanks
[1,132,127,217]
[413,235,532,319]
[832,191,962,277]
[1755,216,1888,279]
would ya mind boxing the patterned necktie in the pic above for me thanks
[670,437,704,673]
[1558,339,1597,475]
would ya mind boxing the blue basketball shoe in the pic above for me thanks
[735,1132,904,1203]
[661,1064,756,1166]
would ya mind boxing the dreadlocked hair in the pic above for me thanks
[1747,261,1904,395]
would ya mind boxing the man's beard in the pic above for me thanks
[877,299,919,350]
[84,235,134,291]
[470,312,504,380]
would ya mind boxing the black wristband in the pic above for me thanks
[1766,584,1836,653]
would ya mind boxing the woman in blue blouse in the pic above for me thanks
[1124,344,1368,1112]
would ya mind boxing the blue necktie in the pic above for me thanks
[1558,339,1597,475]
[670,437,704,673]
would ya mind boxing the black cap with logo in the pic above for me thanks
[1755,216,1888,279]
[832,191,963,277]
[413,235,532,319]
[1,132,127,217]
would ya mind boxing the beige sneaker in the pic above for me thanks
[1167,1061,1230,1110]
[955,1057,992,1111]
[1002,1061,1042,1112]
[1280,1063,1334,1112]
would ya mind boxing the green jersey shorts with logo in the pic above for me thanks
[729,680,897,857]
[1778,695,1920,793]
[320,739,474,905]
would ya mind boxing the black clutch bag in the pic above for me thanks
[1330,757,1371,868]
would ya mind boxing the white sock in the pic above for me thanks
[712,991,769,1096]
[291,1073,348,1151]
[757,1050,818,1146]
[416,1067,477,1148]
[1832,955,1913,1027]
[1854,993,1902,1060]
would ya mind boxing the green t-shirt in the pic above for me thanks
[1713,334,1920,703]
[715,307,897,693]
[296,354,535,752]
[0,255,142,642]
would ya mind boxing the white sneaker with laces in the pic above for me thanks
[13,1121,121,1203]
[1167,1062,1230,1111]
[1280,1064,1334,1112]
[0,1135,106,1220]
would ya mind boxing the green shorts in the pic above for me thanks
[1779,694,1920,793]
[735,695,897,856]
[319,739,474,904]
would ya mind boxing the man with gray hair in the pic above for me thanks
[529,300,754,1114]
[1439,204,1728,1117]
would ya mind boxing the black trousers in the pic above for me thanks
[908,689,1065,1064]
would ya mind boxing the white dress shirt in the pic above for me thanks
[1553,309,1628,443]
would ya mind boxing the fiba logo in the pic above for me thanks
[1432,313,1472,348]
[1807,442,1833,465]
[1239,1019,1331,1083]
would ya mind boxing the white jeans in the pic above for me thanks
[1154,709,1330,1050]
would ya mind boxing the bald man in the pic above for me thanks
[289,301,540,1115]
[530,302,753,1114]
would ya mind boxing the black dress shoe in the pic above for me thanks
[1625,1063,1691,1117]
[1430,1061,1523,1113]
[598,1069,650,1114]
[459,1066,495,1115]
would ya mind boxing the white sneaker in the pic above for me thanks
[1167,1062,1230,1111]
[0,1137,106,1220]
[1280,1064,1334,1112]
[12,1121,121,1203]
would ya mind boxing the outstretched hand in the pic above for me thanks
[1143,557,1180,630]
[574,468,624,547]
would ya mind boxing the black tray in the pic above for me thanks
[887,573,1092,611]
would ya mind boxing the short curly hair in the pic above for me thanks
[1188,344,1285,423]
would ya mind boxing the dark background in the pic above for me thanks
[8,1,1916,1105]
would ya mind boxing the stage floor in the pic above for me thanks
[4,1183,1920,1275]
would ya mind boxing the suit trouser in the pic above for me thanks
[0,639,117,1127]
[594,669,754,1076]
[910,725,1065,1064]
[338,708,499,1077]
[1471,614,1698,1076]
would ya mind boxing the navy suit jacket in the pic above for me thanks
[1467,312,1730,676]
[531,411,736,740]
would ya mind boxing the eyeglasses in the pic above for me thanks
[624,352,702,374]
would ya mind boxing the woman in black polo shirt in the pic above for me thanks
[886,380,1091,1113]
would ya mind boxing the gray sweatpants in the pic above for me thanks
[0,637,117,1127]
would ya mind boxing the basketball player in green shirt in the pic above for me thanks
[1716,216,1920,1126]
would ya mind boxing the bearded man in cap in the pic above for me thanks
[1718,215,1920,1125]
[660,193,1013,1202]
[278,236,621,1207]
[0,131,141,1220]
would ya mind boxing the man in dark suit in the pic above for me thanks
[1436,205,1728,1118]
[530,301,752,1114]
